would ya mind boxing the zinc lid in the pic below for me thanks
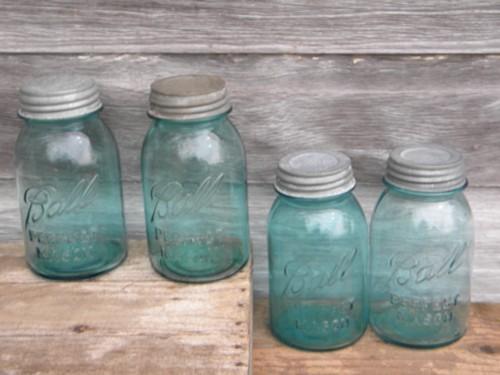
[385,144,467,193]
[148,74,232,121]
[275,150,356,199]
[18,74,102,120]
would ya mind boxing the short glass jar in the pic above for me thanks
[15,74,127,279]
[267,151,368,350]
[369,144,474,348]
[142,75,250,282]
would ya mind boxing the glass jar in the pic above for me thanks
[142,75,250,282]
[15,74,127,279]
[267,151,368,350]
[369,144,474,347]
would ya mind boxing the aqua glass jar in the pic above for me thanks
[15,74,127,279]
[268,151,368,350]
[142,75,250,282]
[369,144,474,348]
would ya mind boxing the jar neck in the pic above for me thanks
[21,111,100,130]
[151,112,229,131]
[384,179,467,200]
[277,189,354,208]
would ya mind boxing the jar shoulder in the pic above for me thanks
[142,116,246,169]
[268,193,368,238]
[15,114,120,172]
[371,189,473,235]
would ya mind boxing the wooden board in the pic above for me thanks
[1,180,499,302]
[2,54,500,187]
[2,1,500,54]
[253,298,500,375]
[0,241,252,375]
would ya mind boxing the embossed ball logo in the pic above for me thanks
[149,173,224,220]
[23,175,98,227]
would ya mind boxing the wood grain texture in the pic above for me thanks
[0,180,498,302]
[253,298,500,375]
[2,54,500,186]
[2,1,500,53]
[0,240,252,375]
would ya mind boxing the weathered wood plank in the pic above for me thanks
[0,240,252,375]
[1,336,244,375]
[1,54,500,186]
[2,1,500,53]
[253,299,500,375]
[0,180,498,302]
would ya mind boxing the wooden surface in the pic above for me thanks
[2,1,500,54]
[1,54,500,186]
[0,181,498,302]
[0,241,252,375]
[253,298,500,375]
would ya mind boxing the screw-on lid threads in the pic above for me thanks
[385,144,467,193]
[148,74,232,121]
[18,74,102,120]
[275,150,356,199]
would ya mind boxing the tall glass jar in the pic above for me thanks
[268,151,368,350]
[369,144,474,347]
[15,74,127,279]
[142,75,250,282]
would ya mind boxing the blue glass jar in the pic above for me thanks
[268,151,368,350]
[15,74,127,279]
[369,144,474,347]
[142,75,250,282]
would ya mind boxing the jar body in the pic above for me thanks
[15,112,127,279]
[141,114,250,282]
[369,185,474,347]
[268,192,368,350]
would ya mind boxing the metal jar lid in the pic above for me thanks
[385,144,467,193]
[18,74,102,120]
[148,74,232,121]
[275,150,356,199]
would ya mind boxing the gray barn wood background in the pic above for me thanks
[0,1,499,301]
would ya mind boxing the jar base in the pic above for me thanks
[270,324,366,351]
[370,324,466,349]
[148,237,250,283]
[151,254,249,283]
[27,247,128,280]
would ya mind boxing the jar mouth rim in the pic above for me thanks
[18,107,102,123]
[274,185,356,201]
[147,107,231,123]
[383,177,468,195]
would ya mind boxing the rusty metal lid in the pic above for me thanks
[275,150,356,199]
[385,144,467,192]
[18,74,102,120]
[148,74,232,121]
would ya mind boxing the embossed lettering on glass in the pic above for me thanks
[142,75,250,282]
[267,151,368,350]
[369,144,474,347]
[15,74,127,278]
